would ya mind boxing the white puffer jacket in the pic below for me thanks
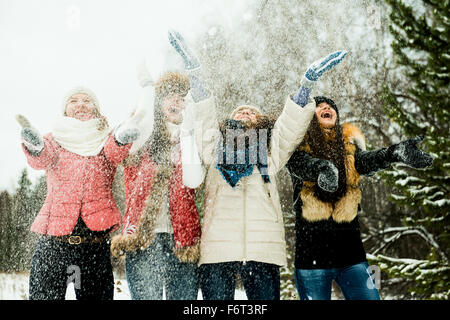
[190,93,315,266]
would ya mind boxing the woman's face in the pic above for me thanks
[315,102,337,128]
[233,108,259,124]
[162,93,185,124]
[65,93,97,121]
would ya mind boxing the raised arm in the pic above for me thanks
[269,51,348,173]
[180,100,205,188]
[169,29,218,167]
[168,30,210,103]
[16,114,59,170]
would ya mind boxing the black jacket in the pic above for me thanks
[286,147,392,269]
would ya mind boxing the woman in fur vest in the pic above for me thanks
[17,87,140,300]
[168,30,347,300]
[110,65,204,300]
[286,96,434,300]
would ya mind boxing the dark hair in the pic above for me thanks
[301,97,347,203]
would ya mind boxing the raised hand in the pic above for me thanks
[168,29,200,71]
[114,126,140,146]
[304,50,348,82]
[387,136,433,169]
[16,114,44,154]
[293,50,348,107]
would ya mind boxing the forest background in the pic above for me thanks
[0,0,448,300]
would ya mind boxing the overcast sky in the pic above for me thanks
[0,0,253,191]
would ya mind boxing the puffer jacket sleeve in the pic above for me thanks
[21,133,59,170]
[188,92,220,167]
[103,133,133,165]
[181,133,205,188]
[268,96,315,174]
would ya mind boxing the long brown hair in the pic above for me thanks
[149,71,190,165]
[300,98,347,203]
[92,108,109,131]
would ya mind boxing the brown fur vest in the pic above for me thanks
[110,142,200,264]
[299,123,366,223]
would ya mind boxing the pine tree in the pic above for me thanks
[372,0,450,299]
[10,169,33,271]
[0,191,13,271]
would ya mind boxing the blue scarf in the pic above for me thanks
[216,119,270,188]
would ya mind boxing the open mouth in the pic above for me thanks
[321,111,332,119]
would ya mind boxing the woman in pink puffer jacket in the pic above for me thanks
[18,86,140,300]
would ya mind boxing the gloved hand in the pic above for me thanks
[316,159,339,193]
[114,106,146,145]
[114,126,140,145]
[292,50,347,107]
[169,29,210,103]
[386,136,433,169]
[16,114,44,155]
[301,50,348,89]
[168,29,200,71]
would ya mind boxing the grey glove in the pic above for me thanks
[386,136,433,169]
[168,29,209,102]
[16,114,44,155]
[168,29,200,71]
[114,126,140,146]
[317,160,339,193]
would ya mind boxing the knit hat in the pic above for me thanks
[62,86,100,115]
[229,105,263,119]
[154,72,190,105]
[314,96,338,114]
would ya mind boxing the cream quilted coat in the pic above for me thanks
[190,93,315,266]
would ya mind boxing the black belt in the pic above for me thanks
[50,234,109,245]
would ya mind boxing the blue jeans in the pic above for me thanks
[200,261,280,300]
[125,233,198,300]
[294,262,380,300]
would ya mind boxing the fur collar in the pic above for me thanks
[111,145,200,263]
[299,123,366,223]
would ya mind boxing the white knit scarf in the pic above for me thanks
[51,116,110,156]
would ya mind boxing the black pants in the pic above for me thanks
[200,261,280,300]
[29,237,114,300]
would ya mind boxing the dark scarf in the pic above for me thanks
[216,116,275,188]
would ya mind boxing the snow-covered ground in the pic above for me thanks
[0,272,247,300]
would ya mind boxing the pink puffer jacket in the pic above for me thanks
[22,133,131,236]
